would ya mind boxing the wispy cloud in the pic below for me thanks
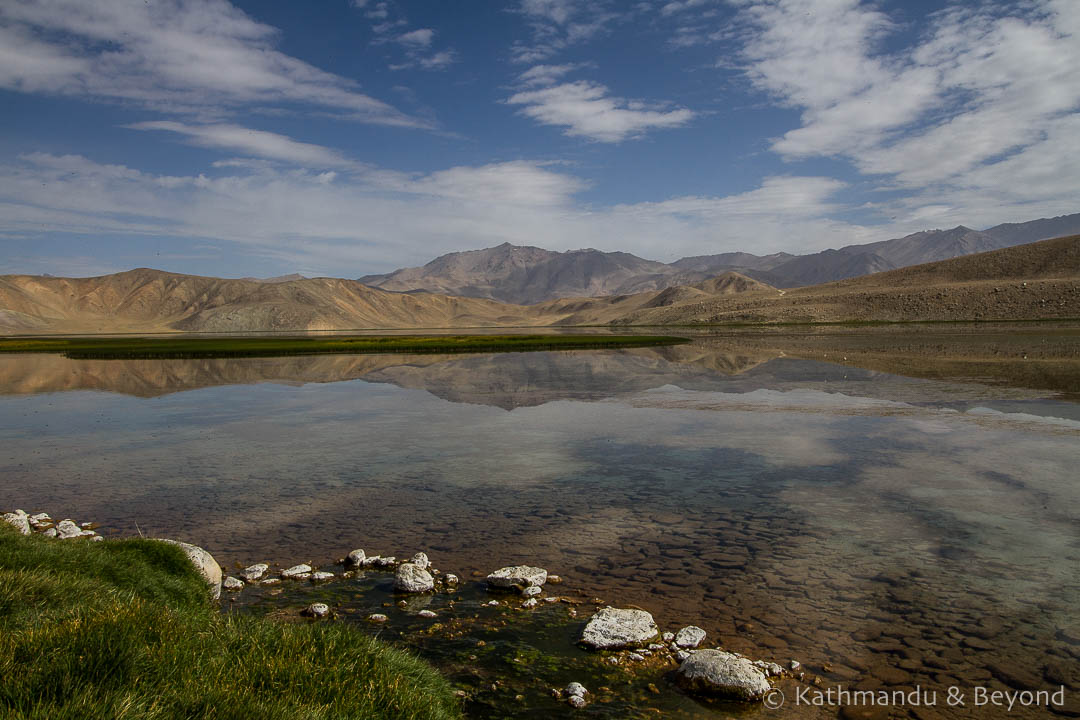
[0,152,880,274]
[732,0,1080,221]
[0,0,428,127]
[125,122,356,168]
[511,0,620,63]
[507,81,694,142]
[518,63,580,87]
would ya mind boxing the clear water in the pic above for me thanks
[2,327,1079,718]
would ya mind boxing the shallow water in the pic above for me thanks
[2,327,1079,717]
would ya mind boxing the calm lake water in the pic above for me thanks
[2,326,1079,718]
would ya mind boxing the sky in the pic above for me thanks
[1,0,1078,278]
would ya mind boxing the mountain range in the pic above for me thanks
[359,213,1080,303]
[1,234,1078,333]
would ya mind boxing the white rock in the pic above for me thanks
[411,552,430,570]
[91,536,104,542]
[485,600,499,606]
[158,539,223,600]
[240,563,268,582]
[565,682,587,697]
[628,653,646,662]
[394,563,434,593]
[223,576,244,591]
[486,565,547,590]
[345,549,366,567]
[368,613,388,623]
[360,555,381,567]
[648,643,665,651]
[80,521,93,529]
[789,660,800,671]
[444,573,459,584]
[310,571,334,583]
[580,607,659,650]
[43,528,57,538]
[281,563,313,579]
[675,649,772,700]
[753,660,784,677]
[418,610,437,618]
[55,519,81,539]
[261,578,281,586]
[676,651,691,663]
[675,625,706,648]
[522,598,538,607]
[662,632,675,642]
[2,510,30,535]
[521,585,542,597]
[568,695,586,709]
[304,603,330,618]
[373,556,397,567]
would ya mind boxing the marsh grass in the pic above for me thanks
[0,334,688,359]
[0,526,462,720]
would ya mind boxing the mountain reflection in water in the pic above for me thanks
[2,327,1079,719]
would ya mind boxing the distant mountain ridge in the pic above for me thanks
[359,213,1080,303]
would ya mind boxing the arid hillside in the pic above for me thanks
[1,236,1078,333]
[0,268,562,333]
[609,235,1080,325]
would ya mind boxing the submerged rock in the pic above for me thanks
[303,603,330,618]
[394,563,434,593]
[568,695,586,709]
[2,510,30,535]
[675,649,772,700]
[580,607,660,650]
[240,563,269,582]
[310,571,334,583]
[675,625,706,648]
[522,585,542,598]
[486,566,547,590]
[158,539,223,600]
[368,613,388,623]
[223,576,244,592]
[281,564,313,579]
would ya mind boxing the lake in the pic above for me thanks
[2,325,1079,718]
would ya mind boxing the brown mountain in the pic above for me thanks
[359,212,1080,299]
[1,236,1078,334]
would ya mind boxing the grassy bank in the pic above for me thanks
[0,334,689,359]
[0,525,462,720]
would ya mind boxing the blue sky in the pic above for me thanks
[1,0,1078,278]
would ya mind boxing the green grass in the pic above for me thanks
[0,525,462,720]
[0,334,689,359]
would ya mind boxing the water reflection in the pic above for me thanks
[1,328,1079,718]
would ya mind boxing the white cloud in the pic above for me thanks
[0,152,877,274]
[518,63,579,87]
[126,121,356,168]
[507,81,694,142]
[511,0,619,63]
[397,28,434,47]
[732,0,1080,227]
[660,0,710,16]
[0,0,423,127]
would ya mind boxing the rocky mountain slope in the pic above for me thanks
[360,213,1080,301]
[1,236,1077,333]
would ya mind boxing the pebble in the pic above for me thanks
[281,564,313,579]
[662,632,675,642]
[310,571,334,583]
[223,576,244,591]
[417,610,437,618]
[368,613,388,623]
[522,598,538,607]
[675,625,706,648]
[628,653,646,662]
[261,578,281,586]
[521,585,541,597]
[240,563,269,582]
[444,573,459,584]
[568,695,586,709]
